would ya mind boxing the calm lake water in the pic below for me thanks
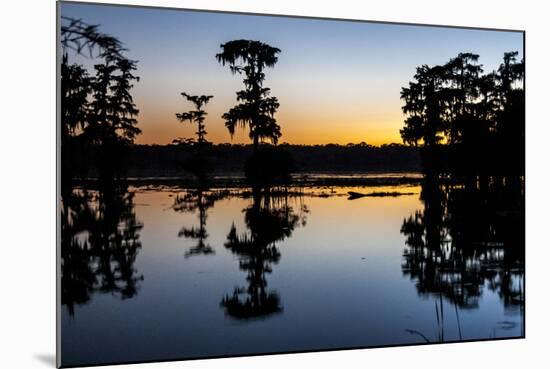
[60,177,524,366]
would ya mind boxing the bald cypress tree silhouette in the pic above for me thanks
[445,53,483,145]
[216,40,282,151]
[61,54,91,140]
[400,64,447,148]
[400,51,524,177]
[216,40,296,184]
[86,57,141,145]
[175,93,214,145]
[60,16,125,60]
[174,93,216,180]
[495,52,525,176]
[60,17,141,180]
[60,52,92,183]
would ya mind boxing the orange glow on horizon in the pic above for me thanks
[133,118,404,146]
[134,103,406,146]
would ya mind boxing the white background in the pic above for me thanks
[0,0,548,368]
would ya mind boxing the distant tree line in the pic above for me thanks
[400,52,524,176]
[66,143,421,178]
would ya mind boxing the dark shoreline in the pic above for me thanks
[69,171,424,190]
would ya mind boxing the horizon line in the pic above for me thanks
[133,141,408,147]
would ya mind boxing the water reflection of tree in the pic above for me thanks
[61,182,143,316]
[401,175,524,338]
[221,187,308,319]
[172,188,228,258]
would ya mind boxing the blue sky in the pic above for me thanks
[61,2,524,145]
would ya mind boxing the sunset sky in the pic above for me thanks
[61,2,523,146]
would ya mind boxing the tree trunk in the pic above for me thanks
[253,135,259,153]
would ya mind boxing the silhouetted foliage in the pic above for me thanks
[216,40,282,149]
[61,16,125,59]
[171,137,197,146]
[400,51,524,177]
[86,57,141,144]
[61,53,93,183]
[173,93,216,180]
[400,64,447,147]
[61,17,141,181]
[175,93,214,145]
[61,54,92,139]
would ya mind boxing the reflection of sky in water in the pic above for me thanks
[61,185,523,366]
